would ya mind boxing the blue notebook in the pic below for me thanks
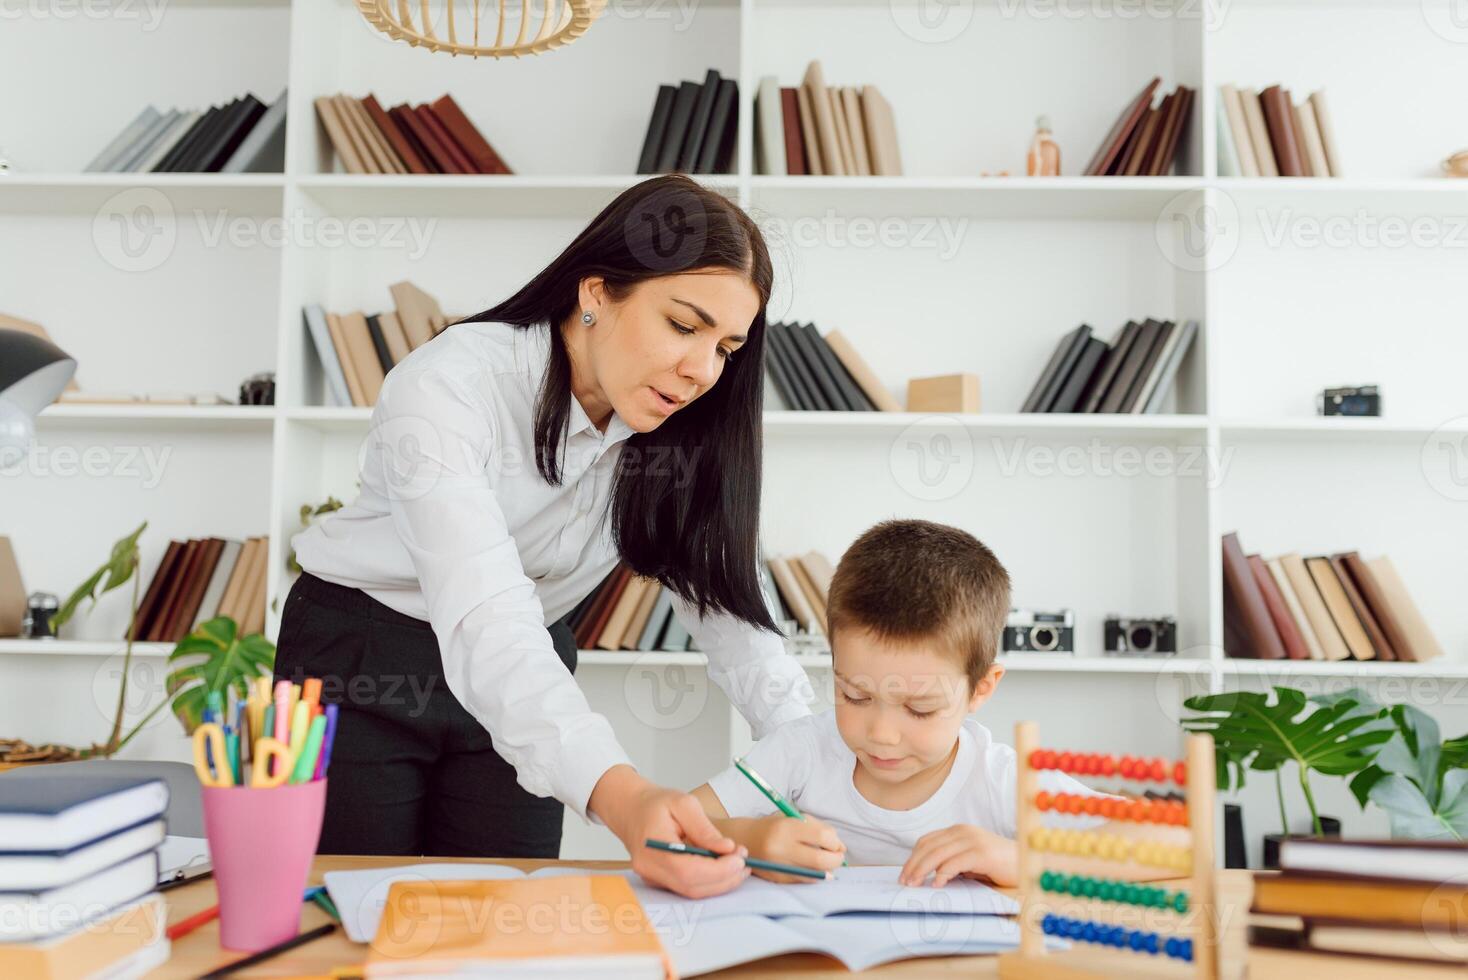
[0,775,168,854]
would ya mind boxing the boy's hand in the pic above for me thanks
[745,814,847,884]
[900,824,1018,888]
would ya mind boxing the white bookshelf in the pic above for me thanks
[3,0,1465,864]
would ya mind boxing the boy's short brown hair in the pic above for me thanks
[825,519,1011,689]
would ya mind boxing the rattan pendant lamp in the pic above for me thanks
[356,0,606,58]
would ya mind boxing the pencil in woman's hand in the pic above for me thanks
[644,838,832,881]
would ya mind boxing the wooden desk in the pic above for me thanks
[154,857,1459,978]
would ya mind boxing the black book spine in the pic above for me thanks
[636,85,677,176]
[1033,325,1092,413]
[201,96,266,172]
[788,323,851,410]
[767,322,822,410]
[154,104,220,172]
[1099,318,1161,414]
[1048,336,1107,413]
[655,82,701,174]
[714,80,739,174]
[677,69,722,173]
[803,324,874,411]
[778,322,840,410]
[1079,321,1139,413]
[695,78,737,174]
[365,315,395,374]
[1020,329,1077,413]
[173,99,241,172]
[1119,320,1175,412]
[761,333,802,410]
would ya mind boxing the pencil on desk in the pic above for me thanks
[644,838,832,881]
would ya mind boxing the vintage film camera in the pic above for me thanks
[1104,615,1177,656]
[1003,609,1075,654]
[1318,385,1380,417]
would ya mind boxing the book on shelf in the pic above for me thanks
[83,89,286,174]
[1249,838,1468,965]
[1219,83,1341,177]
[1019,318,1197,414]
[1221,532,1442,663]
[752,64,902,176]
[130,534,267,643]
[0,773,169,975]
[763,322,899,412]
[314,92,513,176]
[304,281,456,407]
[1082,76,1194,177]
[635,70,738,175]
[53,392,234,406]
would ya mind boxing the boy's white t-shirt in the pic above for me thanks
[707,709,1103,866]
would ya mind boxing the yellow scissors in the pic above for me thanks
[250,737,294,789]
[192,724,233,788]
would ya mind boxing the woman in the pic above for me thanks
[276,175,812,898]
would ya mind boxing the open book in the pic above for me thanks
[326,863,1022,976]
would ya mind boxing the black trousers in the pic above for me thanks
[273,571,579,858]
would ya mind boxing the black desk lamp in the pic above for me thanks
[0,328,77,465]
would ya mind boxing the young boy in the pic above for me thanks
[692,519,1102,888]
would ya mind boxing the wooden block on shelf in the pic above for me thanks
[0,538,24,638]
[905,373,980,413]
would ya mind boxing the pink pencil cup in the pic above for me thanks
[200,779,328,951]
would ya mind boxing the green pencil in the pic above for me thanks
[734,756,847,866]
[644,838,831,881]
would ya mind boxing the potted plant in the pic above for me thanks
[1180,686,1393,866]
[0,522,275,766]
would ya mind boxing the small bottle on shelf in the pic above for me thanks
[1027,115,1061,177]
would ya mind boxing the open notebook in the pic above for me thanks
[327,863,1021,976]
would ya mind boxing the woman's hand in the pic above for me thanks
[589,765,750,898]
[738,814,846,884]
[899,824,1018,888]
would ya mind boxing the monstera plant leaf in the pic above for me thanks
[165,617,275,734]
[1368,770,1468,840]
[51,521,147,630]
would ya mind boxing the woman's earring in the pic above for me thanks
[581,310,596,326]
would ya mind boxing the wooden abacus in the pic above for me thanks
[998,722,1244,980]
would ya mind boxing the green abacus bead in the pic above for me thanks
[1069,877,1085,896]
[1173,893,1189,914]
[1125,885,1141,904]
[1100,881,1116,902]
[1147,887,1163,907]
[1083,878,1099,898]
[1039,871,1052,889]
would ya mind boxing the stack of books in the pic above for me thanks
[1020,319,1198,414]
[567,550,837,653]
[1083,77,1194,177]
[84,90,286,174]
[313,93,512,175]
[303,282,455,407]
[0,774,171,977]
[1222,531,1444,662]
[634,69,738,175]
[132,535,269,643]
[1251,837,1467,966]
[763,322,900,412]
[752,62,901,176]
[1218,84,1340,178]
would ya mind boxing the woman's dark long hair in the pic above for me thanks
[457,175,778,634]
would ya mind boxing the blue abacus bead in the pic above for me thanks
[1068,919,1084,940]
[1145,933,1160,955]
[1129,929,1146,951]
[1181,938,1194,962]
[1165,937,1181,959]
[1042,914,1057,935]
[1081,922,1098,943]
[1109,926,1127,948]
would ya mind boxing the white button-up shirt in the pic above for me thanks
[291,321,813,819]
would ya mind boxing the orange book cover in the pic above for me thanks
[365,876,672,977]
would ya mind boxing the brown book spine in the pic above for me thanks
[580,566,633,650]
[1221,532,1287,660]
[573,564,625,649]
[1342,553,1415,662]
[131,540,182,641]
[413,105,476,175]
[780,88,806,176]
[363,94,429,174]
[1260,85,1305,177]
[215,537,255,624]
[240,538,269,636]
[147,539,199,642]
[1119,106,1160,177]
[165,537,225,642]
[1149,86,1193,176]
[430,94,511,175]
[389,105,442,173]
[1248,555,1309,660]
[1330,554,1397,661]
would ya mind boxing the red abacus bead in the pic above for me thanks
[1118,756,1135,778]
[1150,758,1167,782]
[1035,790,1053,811]
[1099,755,1116,777]
[1173,760,1187,785]
[1028,749,1045,769]
[1057,752,1075,773]
[1082,796,1101,815]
